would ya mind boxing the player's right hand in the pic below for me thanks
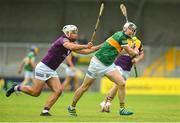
[87,42,93,48]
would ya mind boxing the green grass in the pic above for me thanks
[0,91,180,122]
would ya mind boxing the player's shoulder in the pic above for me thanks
[63,37,70,43]
[133,36,141,43]
[112,31,127,40]
[55,35,70,45]
[113,31,123,36]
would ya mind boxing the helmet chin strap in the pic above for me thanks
[65,32,77,42]
[65,32,71,37]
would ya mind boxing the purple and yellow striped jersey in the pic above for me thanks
[115,36,143,71]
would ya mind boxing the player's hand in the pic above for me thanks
[131,43,136,49]
[131,58,138,64]
[134,47,139,55]
[87,42,93,48]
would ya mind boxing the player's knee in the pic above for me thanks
[116,80,126,87]
[81,85,89,92]
[32,90,41,97]
[54,87,63,96]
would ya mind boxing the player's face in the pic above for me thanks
[69,31,78,40]
[126,28,135,37]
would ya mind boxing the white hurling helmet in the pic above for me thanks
[62,25,78,34]
[123,22,137,35]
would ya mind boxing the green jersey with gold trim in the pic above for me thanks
[24,52,35,72]
[95,31,129,66]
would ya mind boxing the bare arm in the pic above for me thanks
[17,59,25,74]
[74,43,102,54]
[132,50,144,64]
[66,53,74,68]
[63,41,92,51]
[123,45,139,57]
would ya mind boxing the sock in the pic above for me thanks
[14,85,21,91]
[105,96,113,103]
[42,107,50,113]
[120,102,125,109]
[70,105,76,110]
[100,101,106,107]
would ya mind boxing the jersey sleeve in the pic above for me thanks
[121,39,128,47]
[62,38,69,44]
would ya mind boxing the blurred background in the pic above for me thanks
[0,0,180,94]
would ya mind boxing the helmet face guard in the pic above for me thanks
[123,22,137,36]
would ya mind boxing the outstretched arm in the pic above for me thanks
[63,40,93,51]
[74,43,102,54]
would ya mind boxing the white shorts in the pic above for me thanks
[86,56,117,79]
[24,71,33,79]
[35,62,58,81]
[65,67,76,77]
[116,66,130,80]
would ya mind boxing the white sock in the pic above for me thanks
[14,85,20,91]
[100,101,106,107]
[42,110,49,113]
[70,105,76,110]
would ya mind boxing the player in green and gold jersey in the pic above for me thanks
[68,22,139,116]
[18,46,39,85]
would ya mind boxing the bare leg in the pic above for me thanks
[20,78,45,97]
[40,77,63,116]
[44,77,63,109]
[21,77,31,85]
[105,70,133,115]
[105,83,125,104]
[105,69,126,108]
[105,84,118,102]
[63,76,72,91]
[73,75,79,91]
[117,84,126,107]
[71,75,95,107]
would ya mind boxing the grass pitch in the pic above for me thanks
[0,91,180,122]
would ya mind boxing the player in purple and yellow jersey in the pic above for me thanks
[100,36,144,115]
[6,25,101,116]
[68,22,139,116]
